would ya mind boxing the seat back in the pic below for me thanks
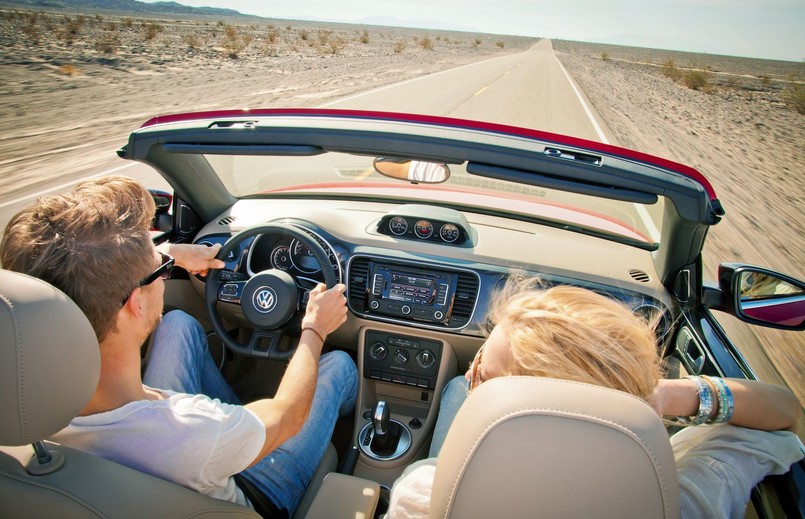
[431,377,680,519]
[0,269,261,518]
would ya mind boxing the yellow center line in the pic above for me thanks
[474,86,488,96]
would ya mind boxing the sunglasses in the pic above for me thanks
[139,252,175,287]
[122,252,174,305]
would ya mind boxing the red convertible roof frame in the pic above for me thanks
[140,108,719,202]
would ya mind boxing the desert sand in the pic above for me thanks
[1,9,802,409]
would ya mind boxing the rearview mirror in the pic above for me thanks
[719,263,805,330]
[373,158,450,184]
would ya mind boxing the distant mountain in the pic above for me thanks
[354,15,480,34]
[0,0,242,17]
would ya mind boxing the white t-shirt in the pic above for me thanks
[51,389,265,506]
[408,161,445,182]
[388,424,803,518]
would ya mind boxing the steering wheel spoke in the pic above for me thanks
[247,328,295,361]
[217,279,247,304]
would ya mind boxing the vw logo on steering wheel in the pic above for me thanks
[253,287,278,313]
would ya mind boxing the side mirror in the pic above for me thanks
[373,158,450,184]
[719,263,805,331]
[149,189,173,233]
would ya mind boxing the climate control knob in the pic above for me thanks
[369,342,388,361]
[394,348,410,365]
[416,349,436,369]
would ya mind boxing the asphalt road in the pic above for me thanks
[325,39,610,141]
[0,39,620,230]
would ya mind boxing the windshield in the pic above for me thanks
[206,152,663,246]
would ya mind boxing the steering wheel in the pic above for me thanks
[204,223,338,360]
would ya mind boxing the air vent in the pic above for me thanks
[628,269,651,283]
[450,272,480,326]
[347,257,371,312]
[217,216,236,226]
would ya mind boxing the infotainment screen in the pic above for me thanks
[388,273,435,305]
[367,262,454,324]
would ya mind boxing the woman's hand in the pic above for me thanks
[651,377,801,432]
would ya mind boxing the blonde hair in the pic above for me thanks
[1,176,156,342]
[487,276,661,400]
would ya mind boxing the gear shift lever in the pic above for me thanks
[373,400,390,437]
[371,400,401,456]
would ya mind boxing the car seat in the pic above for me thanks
[429,376,680,518]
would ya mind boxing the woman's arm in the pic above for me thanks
[651,377,801,432]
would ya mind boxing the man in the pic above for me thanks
[0,175,357,518]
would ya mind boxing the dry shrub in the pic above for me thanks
[783,78,805,114]
[94,33,119,53]
[601,51,610,61]
[393,41,405,53]
[59,15,85,44]
[142,22,163,41]
[682,67,710,91]
[496,41,505,49]
[22,14,40,44]
[183,32,203,50]
[419,36,433,50]
[221,25,252,58]
[319,35,345,55]
[359,30,369,44]
[661,58,680,81]
[58,64,80,76]
[266,27,279,44]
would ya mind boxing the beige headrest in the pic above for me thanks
[0,269,100,445]
[431,377,679,519]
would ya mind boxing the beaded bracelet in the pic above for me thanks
[703,375,734,424]
[685,375,715,425]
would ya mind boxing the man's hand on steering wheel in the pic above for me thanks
[301,283,348,340]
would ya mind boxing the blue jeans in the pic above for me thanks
[143,310,358,516]
[428,375,469,457]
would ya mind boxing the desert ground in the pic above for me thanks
[1,9,803,412]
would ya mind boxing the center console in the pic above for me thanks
[364,330,441,390]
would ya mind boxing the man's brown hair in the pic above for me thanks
[1,176,157,341]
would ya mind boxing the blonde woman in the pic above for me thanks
[389,278,802,518]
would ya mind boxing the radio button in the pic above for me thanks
[370,300,380,310]
[402,305,411,315]
[372,274,384,295]
[434,311,444,320]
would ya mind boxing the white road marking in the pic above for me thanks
[553,51,661,242]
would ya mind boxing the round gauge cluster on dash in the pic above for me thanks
[414,220,433,239]
[385,216,464,245]
[389,216,408,236]
[439,223,460,243]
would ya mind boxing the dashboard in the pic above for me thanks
[190,201,674,346]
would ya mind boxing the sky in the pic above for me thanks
[141,0,805,62]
